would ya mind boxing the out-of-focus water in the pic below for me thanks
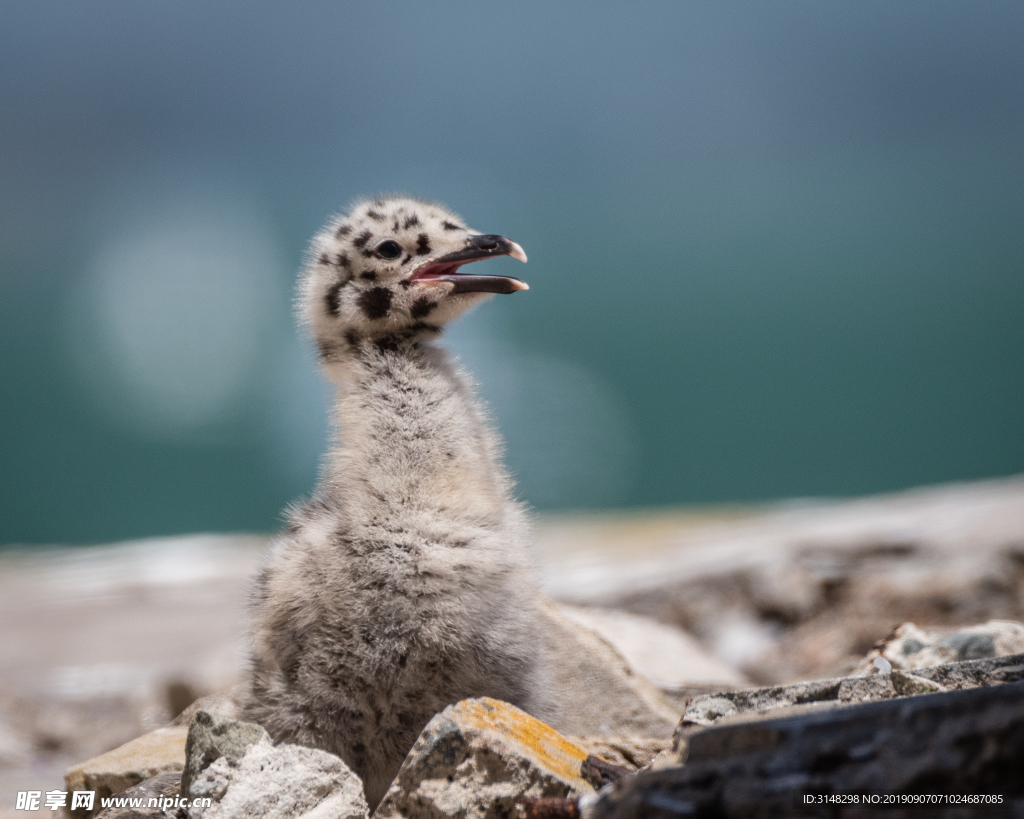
[1,1,1022,544]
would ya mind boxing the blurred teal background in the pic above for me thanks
[1,2,1022,544]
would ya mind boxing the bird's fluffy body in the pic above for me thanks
[243,197,545,808]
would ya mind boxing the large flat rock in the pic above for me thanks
[594,680,1024,819]
[673,652,1024,761]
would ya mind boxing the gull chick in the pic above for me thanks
[243,197,545,808]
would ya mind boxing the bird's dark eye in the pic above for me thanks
[376,240,403,260]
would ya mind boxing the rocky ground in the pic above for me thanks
[1,475,1022,817]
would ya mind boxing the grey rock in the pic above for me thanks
[171,689,242,728]
[889,668,946,696]
[855,619,1024,675]
[554,604,749,693]
[593,680,1024,819]
[673,652,1024,760]
[915,651,1024,689]
[537,602,680,739]
[544,476,1024,685]
[679,696,740,726]
[188,740,367,819]
[681,651,1023,721]
[180,711,269,798]
[94,773,182,819]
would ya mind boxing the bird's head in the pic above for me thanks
[301,197,527,354]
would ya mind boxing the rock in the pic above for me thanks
[593,679,1024,819]
[889,668,946,696]
[171,688,242,728]
[855,619,1024,675]
[554,604,749,697]
[64,725,189,817]
[669,652,1024,765]
[94,772,181,818]
[541,476,1024,684]
[681,651,1024,724]
[563,737,670,773]
[537,602,681,738]
[7,478,1024,802]
[187,738,367,819]
[180,710,269,798]
[374,697,595,819]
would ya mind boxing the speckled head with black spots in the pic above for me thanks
[302,197,527,355]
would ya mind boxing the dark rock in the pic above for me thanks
[675,652,1024,754]
[179,711,268,798]
[594,680,1024,818]
[914,652,1024,690]
[522,796,581,819]
[581,755,632,789]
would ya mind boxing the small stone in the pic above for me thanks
[677,696,738,727]
[374,697,595,819]
[188,740,367,819]
[94,772,182,818]
[180,710,269,797]
[64,725,189,817]
[836,672,897,703]
[889,668,946,696]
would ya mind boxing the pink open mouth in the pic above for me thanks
[409,235,528,295]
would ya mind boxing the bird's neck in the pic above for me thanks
[319,330,511,524]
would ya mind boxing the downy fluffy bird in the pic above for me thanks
[243,197,547,808]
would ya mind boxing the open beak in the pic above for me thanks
[409,234,529,294]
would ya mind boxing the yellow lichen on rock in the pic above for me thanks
[376,697,595,819]
[452,697,590,788]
